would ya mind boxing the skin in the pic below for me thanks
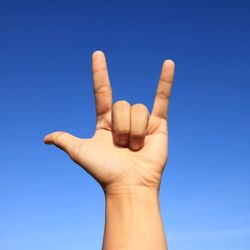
[44,51,175,250]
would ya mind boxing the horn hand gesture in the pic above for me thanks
[44,51,175,194]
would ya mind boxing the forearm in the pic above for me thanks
[102,185,167,250]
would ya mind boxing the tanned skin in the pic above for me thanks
[44,50,175,250]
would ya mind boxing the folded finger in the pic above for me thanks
[129,104,149,151]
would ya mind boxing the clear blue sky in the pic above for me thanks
[0,0,250,249]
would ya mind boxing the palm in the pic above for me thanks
[75,116,168,190]
[44,51,175,191]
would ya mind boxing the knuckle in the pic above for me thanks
[113,100,130,110]
[156,89,170,100]
[54,131,66,143]
[94,84,111,95]
[114,100,130,107]
[132,103,148,113]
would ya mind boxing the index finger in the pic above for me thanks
[92,51,112,118]
[151,59,175,120]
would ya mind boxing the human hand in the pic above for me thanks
[44,51,175,194]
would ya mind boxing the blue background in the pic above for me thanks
[0,0,250,249]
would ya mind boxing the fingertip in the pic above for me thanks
[43,131,62,145]
[43,134,53,144]
[92,50,105,59]
[163,59,175,69]
[129,139,144,151]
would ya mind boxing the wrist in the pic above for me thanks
[102,185,167,250]
[104,185,160,216]
[104,184,159,199]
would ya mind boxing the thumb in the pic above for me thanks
[44,131,84,162]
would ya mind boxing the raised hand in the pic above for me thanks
[44,51,175,193]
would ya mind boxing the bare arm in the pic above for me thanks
[44,51,175,250]
[103,186,166,250]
